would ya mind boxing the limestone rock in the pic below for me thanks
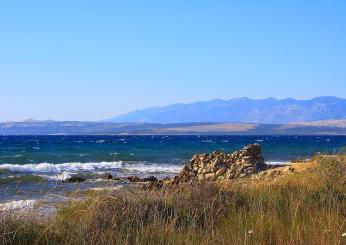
[97,173,113,180]
[126,176,159,183]
[172,144,267,184]
[127,176,142,182]
[63,176,86,183]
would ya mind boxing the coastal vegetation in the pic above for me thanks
[1,154,345,245]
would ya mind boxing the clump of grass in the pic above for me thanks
[1,155,346,245]
[318,155,346,189]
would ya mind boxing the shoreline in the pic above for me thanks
[0,144,309,218]
[0,144,341,225]
[1,147,345,244]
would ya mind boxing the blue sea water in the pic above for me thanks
[0,135,345,204]
[0,135,345,174]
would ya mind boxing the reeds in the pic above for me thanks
[1,155,345,245]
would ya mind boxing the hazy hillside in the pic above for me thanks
[1,120,346,135]
[108,96,346,124]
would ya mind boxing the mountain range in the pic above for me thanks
[1,96,346,135]
[108,96,346,124]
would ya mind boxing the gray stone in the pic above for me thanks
[215,168,226,177]
[171,144,267,185]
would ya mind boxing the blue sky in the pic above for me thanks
[1,0,345,121]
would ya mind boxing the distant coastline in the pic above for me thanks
[1,120,346,135]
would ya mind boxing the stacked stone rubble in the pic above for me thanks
[172,144,266,184]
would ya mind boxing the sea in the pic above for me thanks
[0,135,345,209]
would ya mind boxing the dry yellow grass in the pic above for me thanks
[1,155,345,245]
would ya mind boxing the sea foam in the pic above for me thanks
[0,199,37,211]
[0,161,182,175]
[265,161,290,165]
[123,163,182,174]
[0,161,123,173]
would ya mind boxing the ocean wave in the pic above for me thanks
[1,155,23,158]
[0,199,37,211]
[0,161,123,174]
[40,172,72,181]
[265,161,290,165]
[0,161,182,176]
[0,175,44,183]
[123,163,182,174]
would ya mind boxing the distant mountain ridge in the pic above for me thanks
[108,96,346,124]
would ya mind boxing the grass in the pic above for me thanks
[1,155,345,245]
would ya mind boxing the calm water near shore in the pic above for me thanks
[0,135,345,204]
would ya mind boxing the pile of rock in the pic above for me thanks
[62,174,161,184]
[172,144,267,184]
[62,144,267,188]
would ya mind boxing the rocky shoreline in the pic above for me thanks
[171,143,266,184]
[63,144,270,190]
[0,144,321,224]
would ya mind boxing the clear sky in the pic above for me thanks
[1,0,345,121]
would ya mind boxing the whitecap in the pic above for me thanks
[265,161,290,165]
[40,172,72,181]
[0,199,37,211]
[0,161,123,174]
[123,163,182,174]
[1,175,16,179]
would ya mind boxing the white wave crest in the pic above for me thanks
[123,163,182,174]
[40,172,72,181]
[0,161,123,174]
[265,161,290,165]
[0,199,37,211]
